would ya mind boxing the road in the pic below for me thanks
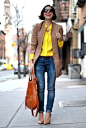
[0,70,29,82]
[0,70,14,77]
[0,70,18,82]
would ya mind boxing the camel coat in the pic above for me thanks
[30,21,63,78]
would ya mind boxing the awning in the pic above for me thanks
[78,21,86,33]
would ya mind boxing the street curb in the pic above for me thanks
[0,75,29,83]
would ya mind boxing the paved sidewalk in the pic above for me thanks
[0,74,29,82]
[0,74,86,128]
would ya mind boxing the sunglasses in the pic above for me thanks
[43,8,53,13]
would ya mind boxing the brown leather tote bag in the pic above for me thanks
[25,70,39,117]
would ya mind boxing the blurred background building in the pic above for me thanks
[53,0,86,80]
[0,0,29,66]
[0,0,86,79]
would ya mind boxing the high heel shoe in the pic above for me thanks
[38,120,44,124]
[38,113,44,124]
[44,112,51,125]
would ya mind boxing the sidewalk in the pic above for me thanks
[0,74,29,82]
[0,74,86,128]
[0,74,18,82]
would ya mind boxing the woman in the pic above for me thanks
[30,5,63,125]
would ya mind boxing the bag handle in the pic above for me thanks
[29,70,38,82]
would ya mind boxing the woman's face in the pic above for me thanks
[43,6,54,20]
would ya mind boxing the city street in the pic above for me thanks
[0,0,86,127]
[0,70,29,82]
[0,70,14,77]
[0,70,17,82]
[0,74,86,128]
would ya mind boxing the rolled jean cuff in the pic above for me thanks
[46,110,52,113]
[39,111,44,113]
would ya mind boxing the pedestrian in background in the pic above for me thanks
[30,4,63,125]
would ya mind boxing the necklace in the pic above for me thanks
[47,27,49,32]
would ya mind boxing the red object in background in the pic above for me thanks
[27,47,30,51]
[0,31,5,59]
[60,1,69,19]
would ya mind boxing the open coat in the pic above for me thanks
[30,21,63,78]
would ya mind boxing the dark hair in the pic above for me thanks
[39,5,57,20]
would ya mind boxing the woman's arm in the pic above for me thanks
[55,26,64,49]
[29,24,38,71]
[30,24,38,54]
[59,26,63,42]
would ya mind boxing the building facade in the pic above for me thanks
[54,0,86,79]
[77,0,86,79]
[69,0,78,65]
[13,28,29,65]
[53,0,72,74]
[0,31,6,59]
[3,0,14,64]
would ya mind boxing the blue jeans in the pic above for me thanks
[35,56,56,113]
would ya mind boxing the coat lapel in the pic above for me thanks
[38,22,45,47]
[51,22,56,54]
[51,22,54,44]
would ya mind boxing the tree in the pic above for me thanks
[4,4,28,78]
[20,29,29,77]
[12,4,22,79]
[6,4,24,78]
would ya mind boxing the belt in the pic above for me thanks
[40,56,53,57]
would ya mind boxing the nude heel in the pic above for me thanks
[38,113,44,124]
[44,112,51,125]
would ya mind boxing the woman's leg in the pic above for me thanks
[46,57,56,113]
[35,57,46,113]
[44,57,56,125]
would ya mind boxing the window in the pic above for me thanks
[81,30,84,58]
[60,1,69,19]
[73,29,85,58]
[5,17,9,24]
[5,7,9,12]
[81,29,84,43]
[73,0,78,6]
[84,43,86,55]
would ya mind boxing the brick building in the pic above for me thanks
[77,0,86,79]
[0,31,6,59]
[13,28,29,65]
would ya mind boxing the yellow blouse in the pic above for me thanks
[30,23,63,60]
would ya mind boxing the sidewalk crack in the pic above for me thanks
[6,101,24,128]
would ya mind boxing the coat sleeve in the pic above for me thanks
[59,26,63,42]
[58,26,64,49]
[30,24,38,54]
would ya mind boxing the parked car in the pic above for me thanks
[14,65,29,74]
[0,65,6,71]
[3,64,13,70]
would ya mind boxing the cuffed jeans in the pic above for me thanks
[35,56,56,113]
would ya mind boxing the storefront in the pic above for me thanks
[77,21,86,79]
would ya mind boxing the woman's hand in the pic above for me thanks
[55,32,61,41]
[29,59,34,72]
